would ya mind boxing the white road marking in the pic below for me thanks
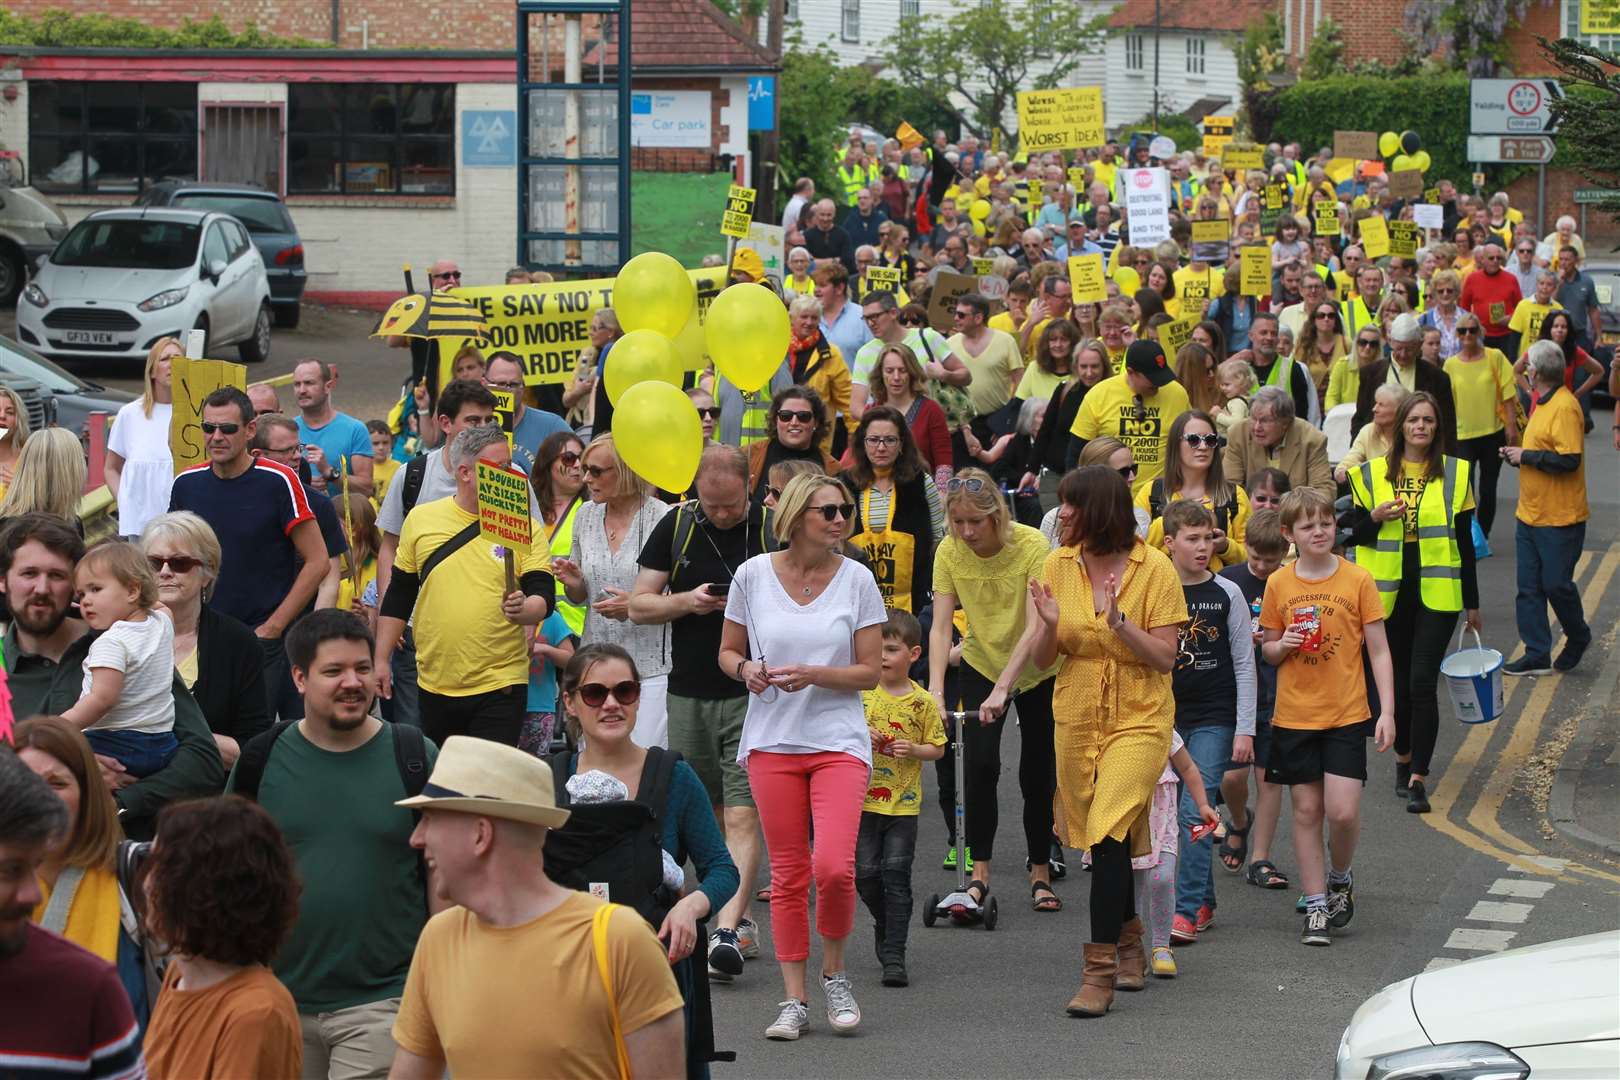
[1467,900,1533,924]
[1444,927,1518,952]
[1488,878,1554,899]
[1425,957,1465,971]
[1522,855,1568,871]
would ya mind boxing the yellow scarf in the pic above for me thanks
[33,865,122,962]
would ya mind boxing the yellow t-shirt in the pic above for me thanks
[394,497,551,696]
[372,457,401,506]
[1507,300,1561,357]
[1517,388,1588,528]
[949,328,1027,417]
[1016,363,1067,402]
[337,554,379,614]
[1443,350,1516,440]
[1260,557,1385,730]
[1172,266,1224,317]
[1391,459,1475,540]
[1071,372,1191,494]
[987,311,1022,354]
[393,894,683,1080]
[932,523,1059,690]
[1139,484,1253,571]
[863,681,948,815]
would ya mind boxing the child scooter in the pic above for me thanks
[924,711,998,931]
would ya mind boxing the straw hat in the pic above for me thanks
[396,736,571,828]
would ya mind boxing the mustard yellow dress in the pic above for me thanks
[1044,541,1187,856]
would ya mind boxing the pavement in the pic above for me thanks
[8,304,1618,1077]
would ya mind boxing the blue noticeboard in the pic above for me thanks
[747,76,775,132]
[462,110,516,167]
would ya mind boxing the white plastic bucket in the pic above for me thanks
[1440,626,1503,725]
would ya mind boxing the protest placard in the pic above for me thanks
[1387,169,1424,198]
[476,459,533,553]
[864,266,902,294]
[1189,218,1230,264]
[1313,204,1342,238]
[1240,246,1271,297]
[1016,87,1105,153]
[1412,203,1444,231]
[1221,143,1264,172]
[1333,131,1380,160]
[1202,115,1234,158]
[1068,253,1107,303]
[971,256,996,276]
[720,184,756,239]
[737,222,785,287]
[489,388,515,447]
[1121,167,1171,247]
[1159,314,1200,357]
[169,357,247,473]
[1358,215,1390,258]
[927,271,978,334]
[1389,220,1421,258]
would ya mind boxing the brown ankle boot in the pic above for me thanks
[1115,917,1147,991]
[1065,943,1117,1017]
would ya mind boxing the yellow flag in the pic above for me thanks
[896,121,925,151]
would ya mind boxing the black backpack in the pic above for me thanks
[399,455,430,516]
[231,719,430,803]
[1148,477,1235,535]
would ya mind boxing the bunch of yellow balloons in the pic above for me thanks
[607,251,790,493]
[1379,130,1431,175]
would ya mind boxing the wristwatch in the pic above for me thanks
[325,468,340,483]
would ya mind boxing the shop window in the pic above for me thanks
[29,81,198,195]
[288,84,455,195]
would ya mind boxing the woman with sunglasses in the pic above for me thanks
[717,473,885,1040]
[1445,313,1525,540]
[1021,335,1109,512]
[1039,436,1148,543]
[1295,299,1347,403]
[1418,269,1464,359]
[928,468,1063,916]
[1326,325,1384,413]
[1028,464,1185,1017]
[845,407,943,615]
[105,336,178,538]
[532,431,589,635]
[552,643,738,1060]
[786,295,854,457]
[744,386,840,505]
[1139,409,1250,571]
[139,511,270,767]
[554,434,673,747]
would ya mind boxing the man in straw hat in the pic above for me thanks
[389,736,686,1079]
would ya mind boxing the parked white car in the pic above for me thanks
[17,207,272,365]
[1335,931,1619,1079]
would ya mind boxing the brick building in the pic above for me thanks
[0,0,777,301]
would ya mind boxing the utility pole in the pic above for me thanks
[760,0,784,223]
[1152,0,1161,131]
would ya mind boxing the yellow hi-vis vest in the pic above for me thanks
[1348,455,1470,616]
[546,494,587,634]
[838,165,866,205]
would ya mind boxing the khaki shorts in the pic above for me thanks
[666,693,753,808]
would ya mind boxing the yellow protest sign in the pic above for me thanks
[1191,219,1230,244]
[489,388,516,447]
[720,184,756,239]
[1221,143,1264,172]
[1202,115,1234,158]
[1359,215,1390,259]
[1016,86,1105,153]
[1325,157,1356,185]
[1313,204,1342,237]
[169,357,247,473]
[1068,166,1087,191]
[896,121,925,150]
[1389,220,1421,258]
[863,266,902,294]
[971,256,996,276]
[1158,314,1199,357]
[1026,177,1043,222]
[476,459,533,553]
[1068,253,1107,303]
[452,267,726,387]
[1581,0,1620,33]
[1240,246,1271,297]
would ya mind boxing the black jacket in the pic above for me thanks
[1352,360,1458,455]
[194,603,272,745]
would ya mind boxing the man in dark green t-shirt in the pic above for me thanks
[228,610,438,1080]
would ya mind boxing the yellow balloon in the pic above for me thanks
[1391,153,1413,173]
[613,381,703,493]
[1411,150,1432,173]
[603,328,681,406]
[970,199,991,221]
[704,283,790,394]
[669,307,707,373]
[1378,131,1400,159]
[614,252,696,338]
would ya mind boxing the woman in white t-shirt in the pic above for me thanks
[105,337,178,537]
[719,473,885,1042]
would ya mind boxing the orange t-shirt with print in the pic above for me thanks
[1260,556,1384,731]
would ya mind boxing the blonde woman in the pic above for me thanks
[105,336,178,537]
[0,427,86,524]
[0,382,33,498]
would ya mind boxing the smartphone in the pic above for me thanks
[706,583,730,596]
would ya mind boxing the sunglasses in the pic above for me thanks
[147,554,203,574]
[777,409,815,424]
[1117,463,1140,480]
[1357,338,1380,348]
[432,271,463,281]
[766,486,783,501]
[900,318,925,327]
[582,464,612,479]
[200,422,241,435]
[577,680,641,707]
[1315,311,1337,319]
[947,476,986,494]
[1458,325,1480,335]
[556,451,581,467]
[1433,287,1457,295]
[1183,433,1222,449]
[813,502,856,521]
[696,407,722,421]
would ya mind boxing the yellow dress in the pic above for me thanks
[1044,541,1187,855]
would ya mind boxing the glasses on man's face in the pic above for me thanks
[148,554,203,575]
[861,310,886,324]
[1182,433,1222,449]
[813,502,856,521]
[1517,248,1534,255]
[946,476,986,494]
[777,409,815,424]
[485,378,523,392]
[432,271,463,282]
[266,443,301,459]
[695,407,722,421]
[577,680,641,708]
[200,422,241,435]
[953,309,973,320]
[865,435,900,447]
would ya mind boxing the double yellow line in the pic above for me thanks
[1423,546,1620,885]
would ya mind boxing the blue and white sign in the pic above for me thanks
[462,110,516,167]
[629,90,711,148]
[747,76,775,132]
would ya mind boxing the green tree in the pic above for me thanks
[1236,11,1286,141]
[883,0,1107,143]
[1301,18,1346,81]
[1540,36,1620,229]
[0,9,325,48]
[778,44,855,200]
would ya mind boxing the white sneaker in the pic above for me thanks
[736,917,761,959]
[821,972,861,1033]
[765,999,809,1040]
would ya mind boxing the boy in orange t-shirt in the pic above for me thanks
[1260,488,1394,947]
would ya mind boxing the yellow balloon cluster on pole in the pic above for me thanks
[603,329,681,406]
[704,283,790,394]
[614,381,703,493]
[613,252,696,338]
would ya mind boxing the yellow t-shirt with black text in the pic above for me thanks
[1391,459,1475,540]
[394,497,551,696]
[1071,372,1191,494]
[863,681,947,815]
[1507,300,1560,358]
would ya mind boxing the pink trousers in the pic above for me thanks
[747,750,868,963]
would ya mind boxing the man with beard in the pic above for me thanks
[229,609,439,1080]
[0,747,145,1079]
[0,513,223,840]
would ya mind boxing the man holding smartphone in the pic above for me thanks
[629,445,774,983]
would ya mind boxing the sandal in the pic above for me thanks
[962,879,989,908]
[1244,859,1289,890]
[756,886,773,903]
[1218,816,1251,873]
[1031,880,1062,912]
